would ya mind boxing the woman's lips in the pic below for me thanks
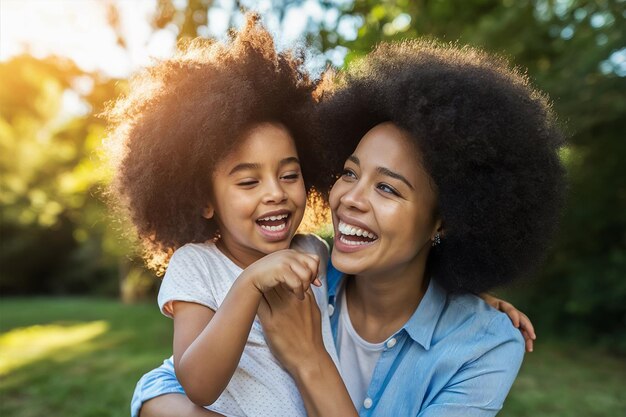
[334,219,378,252]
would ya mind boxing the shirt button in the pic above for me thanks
[328,304,335,316]
[386,337,397,349]
[363,397,373,409]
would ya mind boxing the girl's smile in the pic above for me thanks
[255,209,293,241]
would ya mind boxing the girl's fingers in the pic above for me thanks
[500,302,521,328]
[288,262,313,293]
[283,275,305,300]
[300,253,321,283]
[519,313,536,339]
[521,329,534,352]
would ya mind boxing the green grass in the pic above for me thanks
[1,298,624,417]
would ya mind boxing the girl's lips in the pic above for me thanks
[256,215,292,242]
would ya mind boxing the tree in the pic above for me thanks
[0,55,131,295]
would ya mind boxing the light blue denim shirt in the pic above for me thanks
[327,263,525,417]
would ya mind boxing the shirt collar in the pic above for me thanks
[402,278,447,350]
[327,261,447,351]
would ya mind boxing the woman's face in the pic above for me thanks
[330,122,441,278]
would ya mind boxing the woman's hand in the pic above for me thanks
[258,286,358,417]
[257,285,326,374]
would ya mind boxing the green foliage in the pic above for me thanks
[0,55,134,296]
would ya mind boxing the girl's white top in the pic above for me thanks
[158,237,339,417]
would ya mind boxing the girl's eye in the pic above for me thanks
[341,168,356,180]
[281,172,300,181]
[377,183,400,196]
[237,180,258,187]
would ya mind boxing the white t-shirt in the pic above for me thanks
[158,236,338,417]
[336,285,385,410]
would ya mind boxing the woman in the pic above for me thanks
[257,40,565,416]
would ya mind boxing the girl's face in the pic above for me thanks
[330,122,441,278]
[206,122,306,268]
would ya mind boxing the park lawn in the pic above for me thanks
[1,298,625,417]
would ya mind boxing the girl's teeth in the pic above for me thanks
[259,214,288,221]
[260,223,286,232]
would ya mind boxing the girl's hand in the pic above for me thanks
[242,249,321,300]
[481,293,536,352]
[257,285,326,375]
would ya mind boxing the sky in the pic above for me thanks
[0,0,351,78]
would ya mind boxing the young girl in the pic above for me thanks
[107,15,535,417]
[105,14,337,417]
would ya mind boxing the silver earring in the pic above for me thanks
[432,233,441,247]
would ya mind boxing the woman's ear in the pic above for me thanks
[433,218,445,239]
[202,203,215,220]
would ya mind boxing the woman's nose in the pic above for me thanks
[339,182,368,211]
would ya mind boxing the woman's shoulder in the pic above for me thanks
[444,292,525,346]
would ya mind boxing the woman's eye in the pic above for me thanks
[341,168,356,180]
[377,183,400,196]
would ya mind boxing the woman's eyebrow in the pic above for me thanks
[347,155,360,165]
[377,166,414,190]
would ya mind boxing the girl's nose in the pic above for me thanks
[263,180,288,204]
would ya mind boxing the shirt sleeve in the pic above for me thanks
[157,245,218,318]
[417,313,525,417]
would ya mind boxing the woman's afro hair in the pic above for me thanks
[316,40,566,293]
[104,13,321,272]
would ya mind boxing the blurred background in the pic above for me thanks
[0,0,624,416]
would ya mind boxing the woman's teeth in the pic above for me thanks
[338,221,377,239]
[339,235,372,245]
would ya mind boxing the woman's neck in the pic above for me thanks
[345,257,430,343]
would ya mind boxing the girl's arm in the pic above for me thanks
[479,293,536,352]
[174,249,320,406]
[258,287,358,417]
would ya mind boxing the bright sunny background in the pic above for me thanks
[1,1,625,416]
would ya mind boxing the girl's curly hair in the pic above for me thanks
[316,40,566,293]
[104,14,322,273]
